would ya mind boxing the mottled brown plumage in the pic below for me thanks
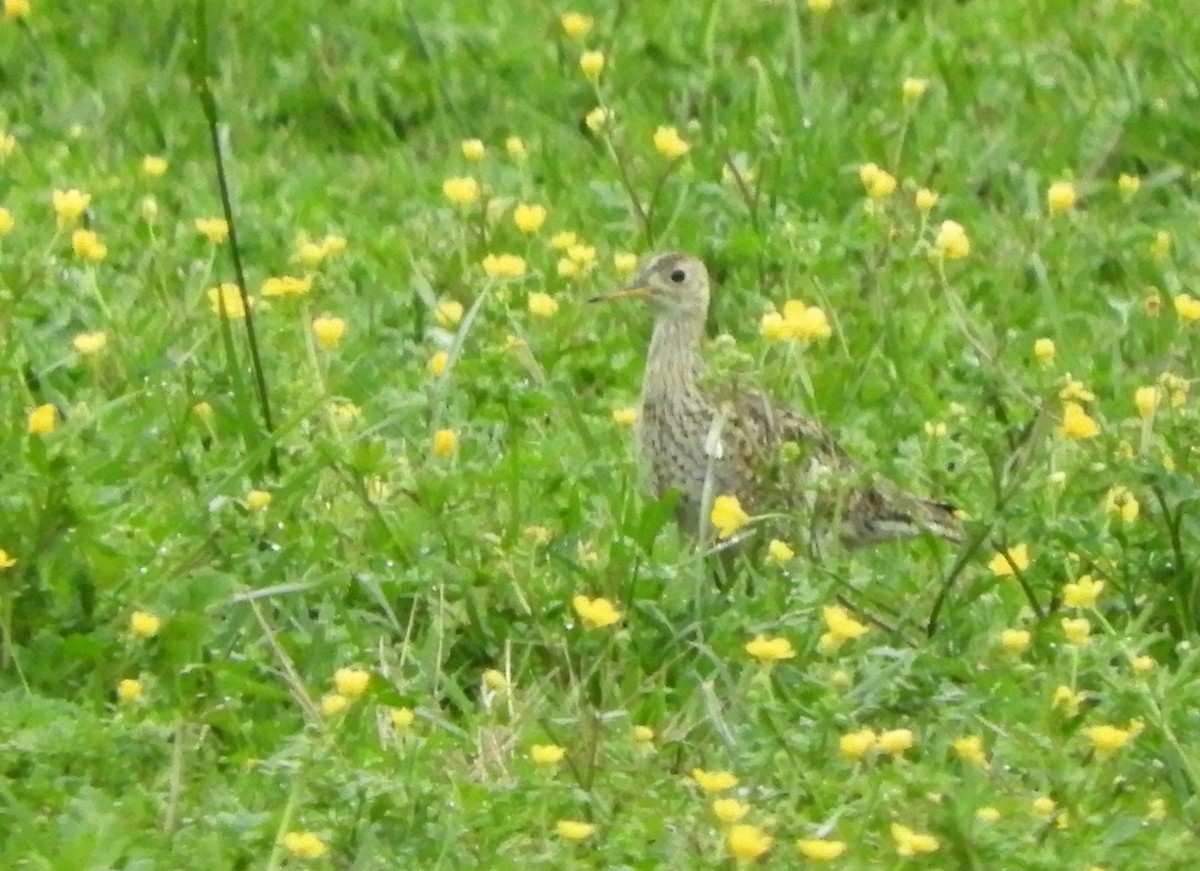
[591,252,962,551]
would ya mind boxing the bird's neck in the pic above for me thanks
[642,314,706,404]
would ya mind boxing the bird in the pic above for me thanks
[589,251,962,555]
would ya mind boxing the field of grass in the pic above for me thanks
[3,0,1200,867]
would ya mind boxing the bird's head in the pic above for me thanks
[589,252,710,318]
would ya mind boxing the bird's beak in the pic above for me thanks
[588,284,652,303]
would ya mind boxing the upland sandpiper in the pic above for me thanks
[591,252,962,552]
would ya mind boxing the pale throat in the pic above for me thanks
[641,310,707,404]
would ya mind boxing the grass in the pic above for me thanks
[2,0,1200,867]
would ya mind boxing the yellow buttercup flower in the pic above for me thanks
[282,832,327,860]
[555,820,596,842]
[710,494,749,539]
[1061,617,1091,645]
[579,49,605,80]
[727,824,772,864]
[527,292,559,317]
[988,544,1029,576]
[999,628,1031,653]
[117,678,144,703]
[482,668,508,691]
[975,806,1001,823]
[1034,337,1055,364]
[571,594,622,629]
[73,331,108,355]
[128,611,160,639]
[653,125,690,159]
[1133,385,1159,420]
[1052,684,1085,716]
[691,768,738,794]
[1047,180,1076,214]
[71,229,107,262]
[433,428,457,458]
[560,12,592,39]
[442,176,480,206]
[821,605,869,645]
[142,155,168,177]
[334,667,370,699]
[839,728,876,759]
[934,220,970,258]
[246,489,272,511]
[530,744,566,765]
[1173,293,1200,322]
[891,824,939,856]
[481,253,527,279]
[1118,173,1140,197]
[859,162,897,198]
[428,351,449,377]
[953,735,989,768]
[320,693,349,716]
[434,299,464,327]
[1031,795,1056,817]
[0,550,16,569]
[312,315,347,349]
[505,136,526,160]
[27,403,57,435]
[902,77,929,104]
[53,188,90,226]
[1063,574,1104,608]
[796,839,847,861]
[512,203,547,234]
[632,725,655,743]
[1087,723,1135,755]
[261,275,313,297]
[585,106,613,134]
[712,798,750,825]
[744,634,796,663]
[1061,401,1100,439]
[391,707,415,729]
[195,217,229,244]
[767,539,794,563]
[914,188,939,212]
[5,0,31,20]
[613,251,638,276]
[612,406,637,426]
[460,138,485,161]
[808,0,833,11]
[0,205,13,236]
[878,728,915,755]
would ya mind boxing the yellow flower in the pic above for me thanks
[391,707,415,729]
[1061,617,1091,645]
[73,331,107,355]
[914,188,939,212]
[745,634,796,663]
[1133,386,1160,421]
[878,728,915,755]
[71,228,107,262]
[482,668,508,691]
[1145,798,1166,822]
[460,138,485,161]
[530,744,566,765]
[975,806,1001,823]
[195,217,229,244]
[710,494,750,539]
[555,820,596,842]
[780,300,833,341]
[52,188,90,226]
[612,406,638,426]
[433,428,457,458]
[807,0,833,10]
[282,831,327,860]
[613,251,638,276]
[481,253,527,279]
[567,243,597,269]
[632,725,655,743]
[129,611,160,639]
[0,205,13,236]
[192,401,214,423]
[760,311,790,342]
[527,292,559,317]
[579,50,605,80]
[822,605,870,647]
[727,825,772,864]
[1059,376,1095,401]
[953,735,989,768]
[839,728,876,760]
[999,628,1031,653]
[428,351,449,377]
[1173,293,1200,322]
[858,162,897,198]
[796,838,846,861]
[117,678,144,703]
[1061,401,1100,439]
[923,421,946,438]
[512,203,547,234]
[1087,723,1134,755]
[142,155,168,177]
[1031,795,1056,817]
[1047,180,1077,214]
[140,196,158,222]
[989,543,1030,577]
[1034,337,1055,363]
[902,77,929,104]
[320,234,347,257]
[767,539,794,563]
[27,403,56,435]
[1118,173,1140,196]
[653,125,690,159]
[1159,371,1189,406]
[691,768,738,793]
[4,0,31,20]
[505,136,526,160]
[442,176,480,206]
[320,693,349,716]
[334,667,370,699]
[934,219,970,258]
[585,106,613,134]
[332,403,360,425]
[0,549,16,569]
[434,299,464,327]
[710,798,749,825]
[550,231,578,250]
[0,131,14,157]
[891,823,939,856]
[571,594,622,629]
[261,275,314,297]
[1062,574,1104,608]
[1132,654,1155,676]
[312,315,347,349]
[560,12,593,38]
[246,489,272,511]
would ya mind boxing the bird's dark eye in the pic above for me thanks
[669,268,687,283]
